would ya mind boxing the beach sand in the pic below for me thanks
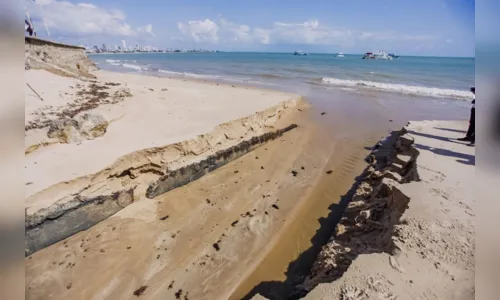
[289,120,475,300]
[26,70,300,200]
[25,65,384,299]
[25,51,474,299]
[25,69,306,254]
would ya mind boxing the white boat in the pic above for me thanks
[336,52,345,57]
[362,50,393,60]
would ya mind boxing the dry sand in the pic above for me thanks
[25,69,302,249]
[298,120,475,300]
[26,70,299,201]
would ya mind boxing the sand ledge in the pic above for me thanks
[247,120,474,300]
[25,69,304,255]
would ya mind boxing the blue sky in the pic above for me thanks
[27,0,475,57]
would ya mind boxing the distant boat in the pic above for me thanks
[294,51,307,56]
[336,52,345,57]
[362,50,393,60]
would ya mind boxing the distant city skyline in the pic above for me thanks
[82,40,218,54]
[27,0,474,57]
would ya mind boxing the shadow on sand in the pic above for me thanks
[241,168,370,300]
[414,143,475,166]
[433,127,467,134]
[407,130,475,166]
[406,130,464,145]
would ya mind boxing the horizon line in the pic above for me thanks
[90,50,475,59]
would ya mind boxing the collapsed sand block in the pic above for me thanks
[383,170,403,182]
[398,133,415,150]
[301,178,410,291]
[47,112,109,144]
[295,126,417,294]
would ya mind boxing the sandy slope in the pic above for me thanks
[302,120,475,300]
[25,70,300,200]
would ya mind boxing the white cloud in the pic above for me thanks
[177,18,438,47]
[27,0,151,38]
[177,19,219,43]
[138,24,155,37]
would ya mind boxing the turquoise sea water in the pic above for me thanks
[90,52,475,101]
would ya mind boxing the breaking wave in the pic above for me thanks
[159,69,221,80]
[321,77,473,100]
[105,59,121,66]
[158,69,275,86]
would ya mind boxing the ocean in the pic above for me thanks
[89,52,475,101]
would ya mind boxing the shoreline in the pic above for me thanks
[90,54,475,102]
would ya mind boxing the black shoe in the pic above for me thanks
[467,142,475,147]
[457,137,471,141]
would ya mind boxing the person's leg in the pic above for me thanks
[468,133,475,146]
[467,107,475,137]
[458,107,474,141]
[467,109,475,145]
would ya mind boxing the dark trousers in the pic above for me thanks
[466,107,475,142]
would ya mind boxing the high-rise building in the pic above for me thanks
[102,43,107,51]
[122,40,127,50]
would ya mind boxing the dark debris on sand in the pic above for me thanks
[167,281,175,290]
[213,242,220,251]
[133,285,148,297]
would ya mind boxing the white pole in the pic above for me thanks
[38,4,51,37]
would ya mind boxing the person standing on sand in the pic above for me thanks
[457,87,474,145]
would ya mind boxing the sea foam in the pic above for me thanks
[321,77,473,100]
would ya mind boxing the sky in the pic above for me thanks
[26,0,475,57]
